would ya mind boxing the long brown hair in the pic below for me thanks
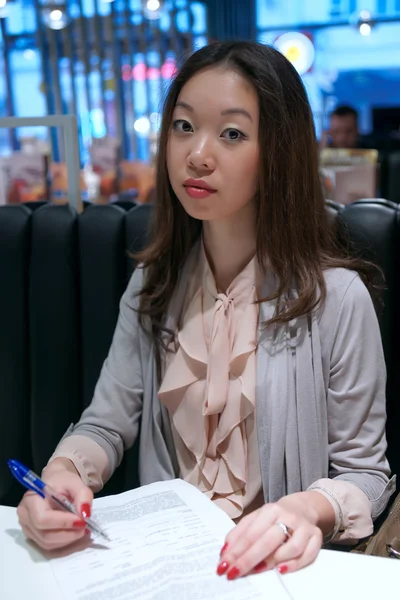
[135,41,379,357]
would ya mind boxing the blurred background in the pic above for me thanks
[0,0,399,205]
[2,0,400,507]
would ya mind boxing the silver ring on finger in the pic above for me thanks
[275,521,293,543]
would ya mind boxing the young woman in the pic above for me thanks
[17,41,394,579]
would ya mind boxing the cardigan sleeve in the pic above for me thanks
[307,479,377,543]
[47,434,109,492]
[47,267,147,487]
[316,273,395,542]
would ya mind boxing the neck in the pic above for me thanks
[202,202,257,293]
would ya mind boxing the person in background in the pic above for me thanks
[322,105,367,149]
[17,42,394,580]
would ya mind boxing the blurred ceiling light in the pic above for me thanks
[134,116,151,136]
[359,22,371,35]
[24,49,36,60]
[50,9,62,20]
[0,0,6,8]
[357,8,374,36]
[275,32,315,75]
[146,0,160,9]
[359,9,371,21]
[143,0,162,19]
[42,5,69,30]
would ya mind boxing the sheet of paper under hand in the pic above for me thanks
[46,479,289,600]
[2,481,398,599]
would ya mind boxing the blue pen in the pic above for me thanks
[7,459,110,542]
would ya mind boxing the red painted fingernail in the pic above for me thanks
[220,542,228,556]
[81,503,91,519]
[253,560,268,573]
[227,566,240,581]
[85,528,91,535]
[72,520,86,528]
[216,561,230,576]
[278,564,288,575]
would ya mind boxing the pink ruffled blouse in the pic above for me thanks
[49,243,378,542]
[158,245,265,520]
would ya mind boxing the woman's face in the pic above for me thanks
[167,67,260,222]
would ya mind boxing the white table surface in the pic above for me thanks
[1,505,399,600]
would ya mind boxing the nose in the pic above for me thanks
[187,134,216,173]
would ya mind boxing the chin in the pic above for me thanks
[177,197,218,221]
[182,207,217,221]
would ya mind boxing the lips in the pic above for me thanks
[183,178,216,192]
[183,178,217,199]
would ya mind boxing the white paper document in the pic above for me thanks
[0,479,288,600]
[1,479,399,600]
[48,479,287,600]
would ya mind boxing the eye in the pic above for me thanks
[172,119,193,133]
[221,128,246,141]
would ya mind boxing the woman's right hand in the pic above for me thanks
[16,458,93,551]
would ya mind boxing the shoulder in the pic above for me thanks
[317,268,380,372]
[123,265,146,309]
[321,267,371,314]
[125,240,201,305]
[317,267,375,335]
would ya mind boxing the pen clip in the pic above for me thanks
[7,459,46,498]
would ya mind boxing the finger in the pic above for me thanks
[17,501,44,532]
[19,519,38,544]
[69,486,94,520]
[249,560,269,575]
[30,526,89,551]
[47,479,94,520]
[21,519,88,551]
[24,495,87,531]
[223,521,298,579]
[222,508,296,572]
[276,532,322,574]
[221,509,260,554]
[18,493,87,536]
[19,504,88,551]
[19,489,59,520]
[222,505,281,562]
[267,525,315,569]
[21,476,94,530]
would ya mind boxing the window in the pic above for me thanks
[0,0,208,162]
[377,0,388,14]
[256,0,400,139]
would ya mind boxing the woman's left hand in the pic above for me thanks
[217,493,326,579]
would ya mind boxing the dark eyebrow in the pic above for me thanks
[175,101,193,112]
[175,101,253,122]
[220,108,253,122]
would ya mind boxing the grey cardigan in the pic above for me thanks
[63,252,394,521]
